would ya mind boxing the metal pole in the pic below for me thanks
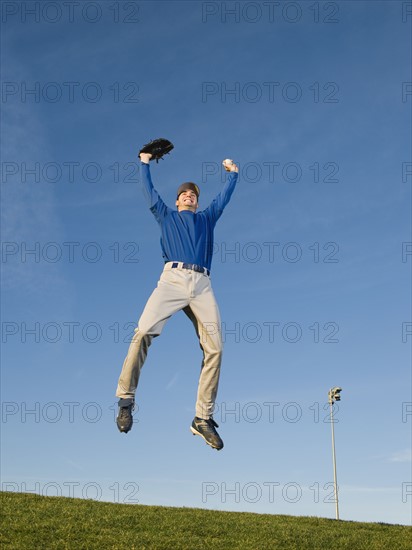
[330,399,339,520]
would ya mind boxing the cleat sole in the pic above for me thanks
[190,426,223,450]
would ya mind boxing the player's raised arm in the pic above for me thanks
[137,138,174,219]
[139,152,170,221]
[204,159,239,224]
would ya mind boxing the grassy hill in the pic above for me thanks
[1,492,410,549]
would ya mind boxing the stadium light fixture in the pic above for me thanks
[328,386,342,520]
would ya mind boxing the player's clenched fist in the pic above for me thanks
[222,159,239,173]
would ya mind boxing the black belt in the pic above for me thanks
[171,262,210,277]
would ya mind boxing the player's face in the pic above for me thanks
[176,190,198,212]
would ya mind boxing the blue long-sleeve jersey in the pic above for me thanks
[141,162,238,271]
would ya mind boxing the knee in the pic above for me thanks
[134,325,159,340]
[206,347,223,364]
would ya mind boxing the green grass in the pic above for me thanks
[1,492,411,549]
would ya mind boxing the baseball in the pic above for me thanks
[222,159,234,170]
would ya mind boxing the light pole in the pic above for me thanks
[328,386,342,520]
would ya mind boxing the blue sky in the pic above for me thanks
[1,0,411,525]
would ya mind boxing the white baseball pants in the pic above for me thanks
[115,262,223,419]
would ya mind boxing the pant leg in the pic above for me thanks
[183,274,223,419]
[116,267,190,399]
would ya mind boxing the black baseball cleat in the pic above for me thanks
[116,398,135,433]
[190,416,224,450]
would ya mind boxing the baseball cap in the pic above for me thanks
[177,182,200,199]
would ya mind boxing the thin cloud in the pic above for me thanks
[388,450,412,463]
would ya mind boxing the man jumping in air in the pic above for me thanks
[115,151,239,450]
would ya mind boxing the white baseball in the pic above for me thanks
[222,158,233,168]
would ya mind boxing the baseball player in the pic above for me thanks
[115,152,239,450]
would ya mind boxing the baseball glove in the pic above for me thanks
[139,138,174,163]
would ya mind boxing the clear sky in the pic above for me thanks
[1,0,411,526]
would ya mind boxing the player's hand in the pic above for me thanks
[222,159,239,173]
[139,152,152,163]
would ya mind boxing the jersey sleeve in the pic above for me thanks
[203,171,238,225]
[141,162,171,222]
